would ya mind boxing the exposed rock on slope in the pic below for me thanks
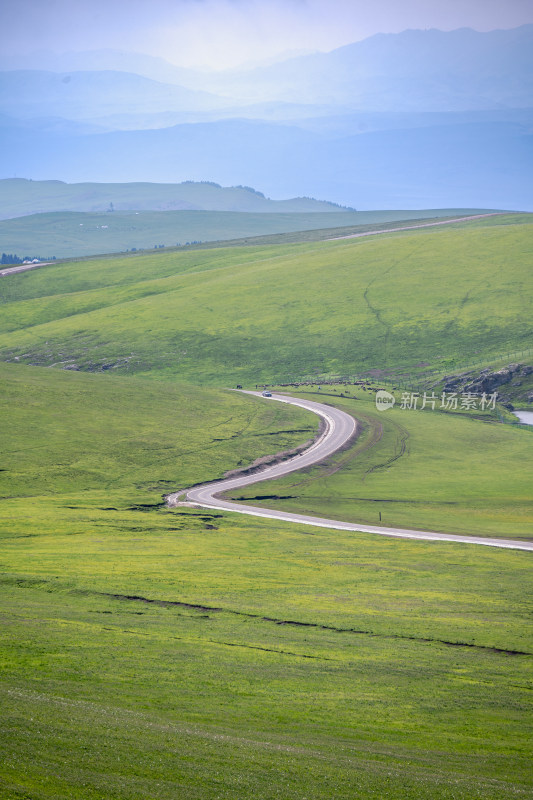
[442,363,533,408]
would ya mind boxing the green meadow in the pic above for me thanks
[1,514,532,800]
[0,205,489,260]
[0,213,531,384]
[0,362,316,503]
[0,213,532,798]
[0,209,366,260]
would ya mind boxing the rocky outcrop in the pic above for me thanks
[440,363,533,408]
[466,364,532,394]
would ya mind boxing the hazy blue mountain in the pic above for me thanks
[0,118,321,186]
[0,69,336,131]
[0,49,197,88]
[1,117,530,210]
[0,70,231,121]
[291,107,533,137]
[0,112,105,135]
[43,101,335,133]
[200,25,533,110]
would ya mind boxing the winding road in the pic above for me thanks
[169,391,533,552]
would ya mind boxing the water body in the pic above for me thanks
[513,410,533,425]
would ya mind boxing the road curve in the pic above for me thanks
[171,391,533,552]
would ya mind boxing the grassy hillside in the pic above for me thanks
[0,209,360,260]
[0,213,530,384]
[0,366,531,800]
[0,362,316,504]
[0,178,351,220]
[2,510,532,800]
[0,207,487,260]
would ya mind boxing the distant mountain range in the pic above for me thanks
[3,26,532,112]
[0,69,233,123]
[0,26,531,210]
[197,26,533,110]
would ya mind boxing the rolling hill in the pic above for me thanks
[0,208,492,260]
[0,178,351,220]
[0,361,315,501]
[0,214,530,384]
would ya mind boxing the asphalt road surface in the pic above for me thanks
[330,213,503,241]
[172,391,533,552]
[0,261,51,277]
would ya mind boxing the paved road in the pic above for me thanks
[0,261,51,277]
[329,213,503,241]
[171,391,533,552]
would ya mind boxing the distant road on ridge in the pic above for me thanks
[329,213,503,240]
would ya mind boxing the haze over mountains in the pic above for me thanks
[1,25,532,210]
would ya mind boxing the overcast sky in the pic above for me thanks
[2,0,533,70]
